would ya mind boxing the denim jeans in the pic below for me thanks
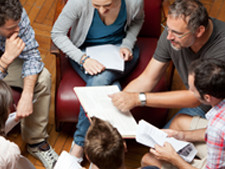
[70,46,139,146]
[163,106,206,129]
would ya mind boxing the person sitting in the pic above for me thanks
[0,80,21,168]
[0,0,58,168]
[51,0,144,162]
[110,0,225,131]
[141,58,225,169]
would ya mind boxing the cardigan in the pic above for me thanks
[51,0,144,63]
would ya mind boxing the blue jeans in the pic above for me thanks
[163,106,206,129]
[70,46,139,146]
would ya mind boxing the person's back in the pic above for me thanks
[0,80,20,169]
[0,136,20,169]
[84,117,126,169]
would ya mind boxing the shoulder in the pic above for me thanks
[125,0,143,8]
[208,112,225,136]
[62,0,90,14]
[211,18,225,36]
[0,136,20,162]
[66,0,89,8]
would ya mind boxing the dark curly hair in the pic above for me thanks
[0,0,23,26]
[189,59,225,100]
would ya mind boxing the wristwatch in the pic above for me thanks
[139,92,146,106]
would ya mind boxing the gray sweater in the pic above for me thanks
[51,0,144,63]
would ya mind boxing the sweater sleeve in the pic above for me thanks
[120,0,144,52]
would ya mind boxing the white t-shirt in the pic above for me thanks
[0,136,20,169]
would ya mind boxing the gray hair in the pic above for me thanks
[168,0,209,32]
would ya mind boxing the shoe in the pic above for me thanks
[27,141,58,169]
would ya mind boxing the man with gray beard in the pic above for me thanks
[110,0,225,131]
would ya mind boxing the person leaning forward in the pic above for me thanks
[110,0,225,131]
[0,0,58,168]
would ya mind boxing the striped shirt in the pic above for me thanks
[0,8,44,79]
[205,99,225,169]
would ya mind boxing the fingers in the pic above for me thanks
[110,92,133,112]
[9,32,19,40]
[83,58,105,75]
[4,32,25,63]
[120,48,133,61]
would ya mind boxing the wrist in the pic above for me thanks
[80,55,90,68]
[0,58,8,73]
[138,92,147,106]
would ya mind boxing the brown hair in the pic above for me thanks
[0,80,13,135]
[0,0,22,26]
[84,117,124,169]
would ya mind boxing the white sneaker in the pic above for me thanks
[27,142,58,169]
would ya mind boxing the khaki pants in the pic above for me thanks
[162,116,208,169]
[4,58,51,144]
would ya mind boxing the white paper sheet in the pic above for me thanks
[5,112,20,134]
[86,44,124,72]
[136,120,197,163]
[74,85,137,138]
[54,151,82,169]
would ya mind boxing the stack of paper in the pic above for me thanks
[136,120,197,163]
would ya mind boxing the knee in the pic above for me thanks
[87,74,113,86]
[141,152,160,168]
[141,153,151,167]
[169,114,193,130]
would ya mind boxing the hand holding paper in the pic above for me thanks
[136,120,197,163]
[86,44,124,72]
[5,112,20,134]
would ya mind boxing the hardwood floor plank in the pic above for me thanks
[23,0,36,15]
[217,1,225,21]
[35,0,55,24]
[28,0,45,25]
[207,0,224,18]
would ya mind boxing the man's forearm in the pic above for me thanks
[22,74,38,100]
[183,128,206,142]
[124,58,170,93]
[144,90,201,109]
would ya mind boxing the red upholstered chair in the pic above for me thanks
[51,0,174,131]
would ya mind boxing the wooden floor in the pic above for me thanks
[7,0,225,168]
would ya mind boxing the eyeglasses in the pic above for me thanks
[161,24,192,39]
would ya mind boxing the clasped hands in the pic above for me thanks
[83,47,133,75]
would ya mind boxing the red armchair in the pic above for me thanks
[51,0,174,131]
